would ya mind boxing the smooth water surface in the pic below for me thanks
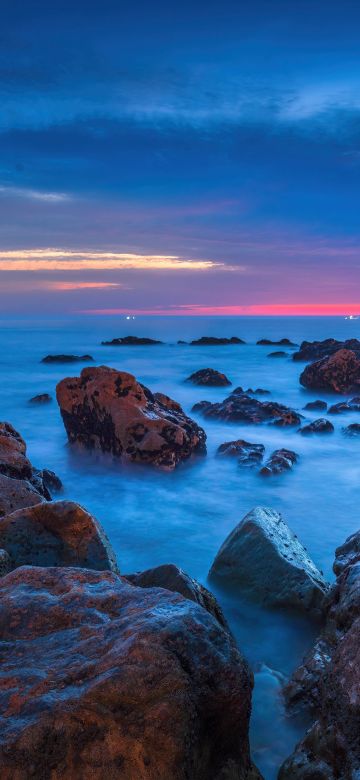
[1,315,359,778]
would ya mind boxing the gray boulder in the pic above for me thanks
[209,507,328,616]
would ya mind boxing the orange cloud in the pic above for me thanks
[0,248,224,271]
[45,281,122,291]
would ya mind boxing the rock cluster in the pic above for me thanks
[186,367,232,386]
[293,338,360,362]
[328,395,360,413]
[101,336,163,345]
[190,336,246,345]
[193,389,301,426]
[257,338,296,346]
[300,348,360,394]
[57,365,206,470]
[42,354,94,363]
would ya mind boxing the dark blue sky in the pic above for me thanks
[1,0,360,314]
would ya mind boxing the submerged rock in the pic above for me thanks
[0,500,118,573]
[328,396,360,414]
[186,368,232,386]
[29,393,52,404]
[42,354,94,363]
[300,349,360,394]
[0,473,44,517]
[293,337,360,362]
[56,366,206,470]
[192,389,301,427]
[343,422,360,437]
[267,351,287,358]
[0,566,261,780]
[260,449,298,476]
[303,400,327,411]
[190,336,246,345]
[209,506,328,616]
[257,338,297,346]
[217,439,265,467]
[101,336,163,345]
[299,418,334,435]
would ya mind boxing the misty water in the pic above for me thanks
[1,315,359,778]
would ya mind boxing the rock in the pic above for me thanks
[56,366,206,470]
[29,393,52,404]
[260,449,298,476]
[209,507,328,615]
[328,396,360,414]
[267,351,287,358]
[190,336,246,345]
[0,566,261,780]
[38,468,63,494]
[300,349,360,394]
[177,339,187,344]
[0,549,11,576]
[186,368,232,386]
[0,500,118,573]
[217,439,265,467]
[101,336,163,345]
[280,530,360,778]
[343,422,360,437]
[230,387,270,396]
[0,473,44,517]
[125,563,229,631]
[41,354,94,363]
[293,338,360,362]
[0,422,33,480]
[192,389,301,427]
[303,400,327,411]
[299,418,334,435]
[257,338,297,346]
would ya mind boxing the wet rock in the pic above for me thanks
[209,506,328,616]
[280,530,360,779]
[0,549,11,576]
[42,354,94,363]
[303,400,327,411]
[231,387,270,396]
[101,336,163,345]
[217,439,265,467]
[0,500,118,573]
[260,449,298,476]
[0,422,32,480]
[0,566,261,780]
[190,336,246,345]
[267,351,287,358]
[300,349,360,394]
[293,337,360,362]
[126,563,228,631]
[186,368,232,386]
[343,422,360,436]
[328,396,360,414]
[299,418,334,435]
[192,390,301,427]
[0,473,44,517]
[37,468,63,494]
[29,393,52,404]
[56,366,206,470]
[257,338,297,346]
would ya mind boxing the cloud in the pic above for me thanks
[0,186,70,202]
[44,281,122,290]
[81,303,360,316]
[0,248,228,271]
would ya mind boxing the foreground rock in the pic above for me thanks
[343,422,360,436]
[299,418,334,435]
[293,337,360,362]
[42,354,94,363]
[193,389,301,426]
[303,399,327,411]
[260,449,298,476]
[57,366,206,470]
[328,395,360,414]
[0,501,118,573]
[29,393,52,404]
[209,507,328,616]
[186,368,232,386]
[300,349,360,394]
[0,473,44,517]
[0,566,261,780]
[0,423,32,480]
[190,336,246,345]
[0,422,60,505]
[217,439,265,467]
[101,336,163,346]
[126,563,228,630]
[257,338,296,346]
[280,530,360,778]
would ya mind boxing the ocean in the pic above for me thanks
[1,314,359,778]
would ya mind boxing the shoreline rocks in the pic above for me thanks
[0,423,60,513]
[42,354,94,363]
[101,336,163,346]
[56,365,206,470]
[293,338,360,362]
[186,367,232,386]
[300,348,360,394]
[193,389,301,426]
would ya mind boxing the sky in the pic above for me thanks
[1,0,360,315]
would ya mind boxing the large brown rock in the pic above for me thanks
[0,473,44,517]
[0,566,261,780]
[300,349,360,394]
[0,500,118,573]
[0,423,32,480]
[56,366,206,470]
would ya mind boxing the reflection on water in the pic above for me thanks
[1,315,359,778]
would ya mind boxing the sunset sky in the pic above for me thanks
[1,0,360,315]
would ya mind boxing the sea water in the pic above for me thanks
[1,315,359,778]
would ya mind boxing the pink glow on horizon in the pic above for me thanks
[80,303,360,316]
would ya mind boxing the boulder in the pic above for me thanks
[217,439,265,467]
[343,423,360,437]
[29,393,52,404]
[299,418,334,435]
[193,389,301,427]
[260,449,298,476]
[0,422,32,480]
[56,366,206,470]
[280,531,360,778]
[328,396,360,414]
[186,368,232,386]
[257,338,296,346]
[126,563,228,631]
[209,507,328,616]
[0,473,44,517]
[190,336,246,345]
[0,500,118,573]
[42,354,94,363]
[0,549,11,576]
[303,400,327,411]
[267,351,287,358]
[300,349,360,394]
[0,566,261,780]
[293,338,360,362]
[101,336,163,346]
